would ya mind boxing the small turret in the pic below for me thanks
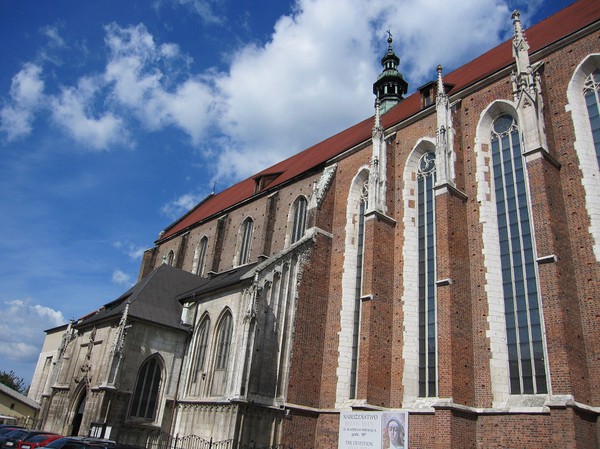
[373,31,408,114]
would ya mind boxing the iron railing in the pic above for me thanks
[145,432,292,449]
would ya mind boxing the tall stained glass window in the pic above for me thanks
[417,151,437,397]
[491,114,547,394]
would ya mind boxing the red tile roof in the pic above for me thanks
[160,0,600,242]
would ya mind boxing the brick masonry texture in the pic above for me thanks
[30,5,600,448]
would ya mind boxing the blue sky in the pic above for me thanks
[0,0,571,386]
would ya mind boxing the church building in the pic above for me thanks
[29,1,600,447]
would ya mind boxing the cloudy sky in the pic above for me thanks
[0,0,571,385]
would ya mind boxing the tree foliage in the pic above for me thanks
[0,370,27,394]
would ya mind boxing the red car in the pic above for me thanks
[16,434,62,449]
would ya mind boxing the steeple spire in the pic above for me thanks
[373,31,408,114]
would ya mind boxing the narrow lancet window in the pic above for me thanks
[491,114,547,394]
[211,312,233,396]
[417,151,437,397]
[191,317,210,386]
[193,237,208,276]
[238,218,254,265]
[291,196,308,243]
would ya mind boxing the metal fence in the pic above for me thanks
[145,432,293,449]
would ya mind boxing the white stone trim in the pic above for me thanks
[475,102,514,407]
[566,53,600,261]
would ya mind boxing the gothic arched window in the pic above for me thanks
[290,196,308,244]
[417,151,437,397]
[131,356,162,420]
[193,237,208,276]
[211,311,233,396]
[491,114,547,395]
[238,218,254,265]
[166,250,175,266]
[191,316,210,388]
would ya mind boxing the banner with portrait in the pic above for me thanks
[338,410,408,449]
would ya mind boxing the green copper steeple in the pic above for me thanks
[373,31,408,113]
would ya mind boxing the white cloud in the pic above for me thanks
[113,240,147,260]
[2,0,547,179]
[103,23,216,143]
[50,76,129,150]
[0,299,66,363]
[173,0,224,25]
[213,0,378,180]
[208,0,533,181]
[380,0,512,82]
[161,191,206,219]
[0,63,45,141]
[112,270,133,285]
[41,25,66,49]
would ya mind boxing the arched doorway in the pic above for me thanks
[71,392,86,436]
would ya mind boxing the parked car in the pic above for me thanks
[0,430,25,439]
[17,434,62,449]
[0,429,29,449]
[40,437,116,449]
[3,431,58,449]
